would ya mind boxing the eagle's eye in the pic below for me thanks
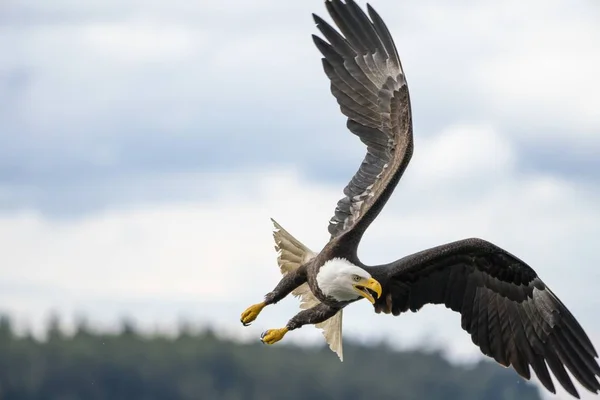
[352,275,361,282]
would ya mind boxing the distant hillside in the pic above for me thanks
[0,314,541,400]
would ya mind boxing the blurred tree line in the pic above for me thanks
[0,314,541,400]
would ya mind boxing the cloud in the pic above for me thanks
[1,123,599,400]
[2,160,598,317]
[0,0,598,217]
[471,1,600,139]
[2,172,599,398]
[1,2,598,397]
[409,124,515,186]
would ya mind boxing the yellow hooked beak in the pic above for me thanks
[353,277,382,304]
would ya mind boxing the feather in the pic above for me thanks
[367,238,600,397]
[271,219,344,361]
[313,0,413,240]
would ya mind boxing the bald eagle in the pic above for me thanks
[240,0,600,397]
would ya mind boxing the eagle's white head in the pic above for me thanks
[316,258,382,304]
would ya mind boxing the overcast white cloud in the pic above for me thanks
[2,123,600,398]
[1,0,599,398]
[1,0,599,215]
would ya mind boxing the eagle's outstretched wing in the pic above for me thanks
[313,0,413,240]
[369,238,600,398]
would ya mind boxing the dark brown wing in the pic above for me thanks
[313,0,413,240]
[367,238,600,398]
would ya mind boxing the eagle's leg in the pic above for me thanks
[261,302,338,345]
[240,265,307,326]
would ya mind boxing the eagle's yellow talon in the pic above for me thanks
[240,302,265,326]
[260,327,288,345]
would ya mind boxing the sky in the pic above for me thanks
[1,0,600,398]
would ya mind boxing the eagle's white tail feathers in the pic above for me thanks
[315,309,343,361]
[271,218,344,362]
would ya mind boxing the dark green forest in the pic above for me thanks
[0,314,541,400]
